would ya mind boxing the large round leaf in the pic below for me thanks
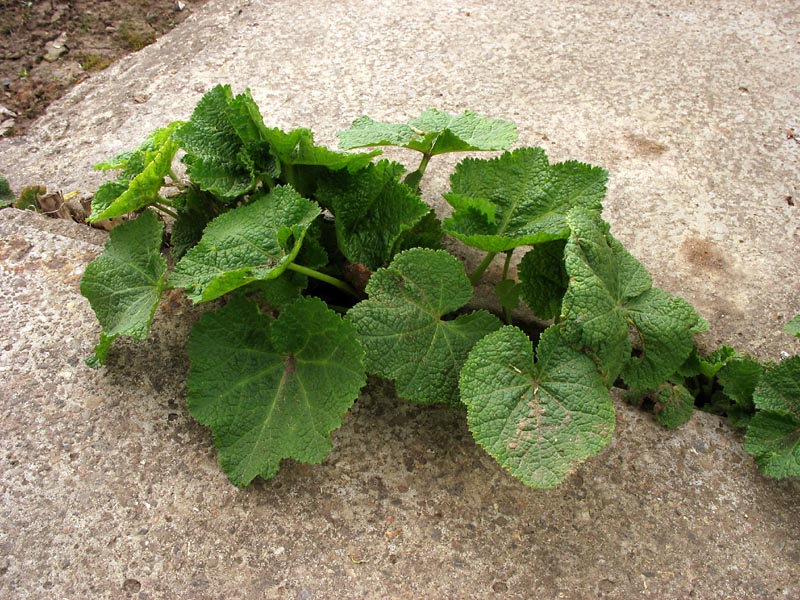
[188,296,366,486]
[460,325,615,488]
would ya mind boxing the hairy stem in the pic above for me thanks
[153,203,179,220]
[502,250,514,280]
[403,151,433,193]
[502,251,516,324]
[288,263,362,299]
[469,251,497,286]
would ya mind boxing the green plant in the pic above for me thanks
[0,179,47,211]
[79,84,800,487]
[118,21,157,51]
[77,52,114,72]
[664,318,800,478]
[0,175,14,207]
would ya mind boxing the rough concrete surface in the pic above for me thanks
[2,209,800,599]
[1,0,799,598]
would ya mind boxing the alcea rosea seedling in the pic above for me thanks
[78,84,800,487]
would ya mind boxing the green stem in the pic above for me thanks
[403,151,433,193]
[288,263,362,299]
[154,203,179,219]
[469,251,497,286]
[502,250,514,280]
[168,168,180,182]
[503,305,513,326]
[701,376,716,401]
[416,152,433,180]
[501,251,516,325]
[283,164,297,190]
[261,174,276,191]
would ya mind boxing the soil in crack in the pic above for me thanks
[0,0,208,136]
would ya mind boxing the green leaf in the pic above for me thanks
[752,357,800,414]
[187,296,366,487]
[266,126,378,173]
[0,175,14,208]
[94,150,136,173]
[744,356,800,478]
[391,209,444,254]
[622,288,708,390]
[315,161,430,270]
[170,186,320,303]
[495,279,521,313]
[560,209,706,387]
[459,325,615,489]
[683,350,761,427]
[15,185,46,211]
[80,211,167,366]
[443,148,608,252]
[652,383,695,429]
[294,220,329,270]
[347,248,502,405]
[169,187,221,260]
[175,85,275,199]
[717,357,764,415]
[261,126,379,198]
[89,122,181,222]
[560,212,636,384]
[94,123,180,177]
[337,109,517,156]
[243,271,308,311]
[745,411,800,478]
[786,315,800,338]
[518,240,568,320]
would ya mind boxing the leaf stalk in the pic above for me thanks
[469,251,497,286]
[502,250,514,324]
[288,263,363,299]
[153,202,179,220]
[403,151,433,193]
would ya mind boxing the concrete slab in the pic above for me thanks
[1,0,799,359]
[1,0,800,598]
[2,207,800,598]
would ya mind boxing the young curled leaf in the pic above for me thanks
[89,122,182,222]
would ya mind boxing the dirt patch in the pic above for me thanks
[624,133,668,157]
[680,237,727,272]
[0,0,208,136]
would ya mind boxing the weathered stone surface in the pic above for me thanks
[1,208,799,598]
[1,1,798,361]
[1,0,799,597]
